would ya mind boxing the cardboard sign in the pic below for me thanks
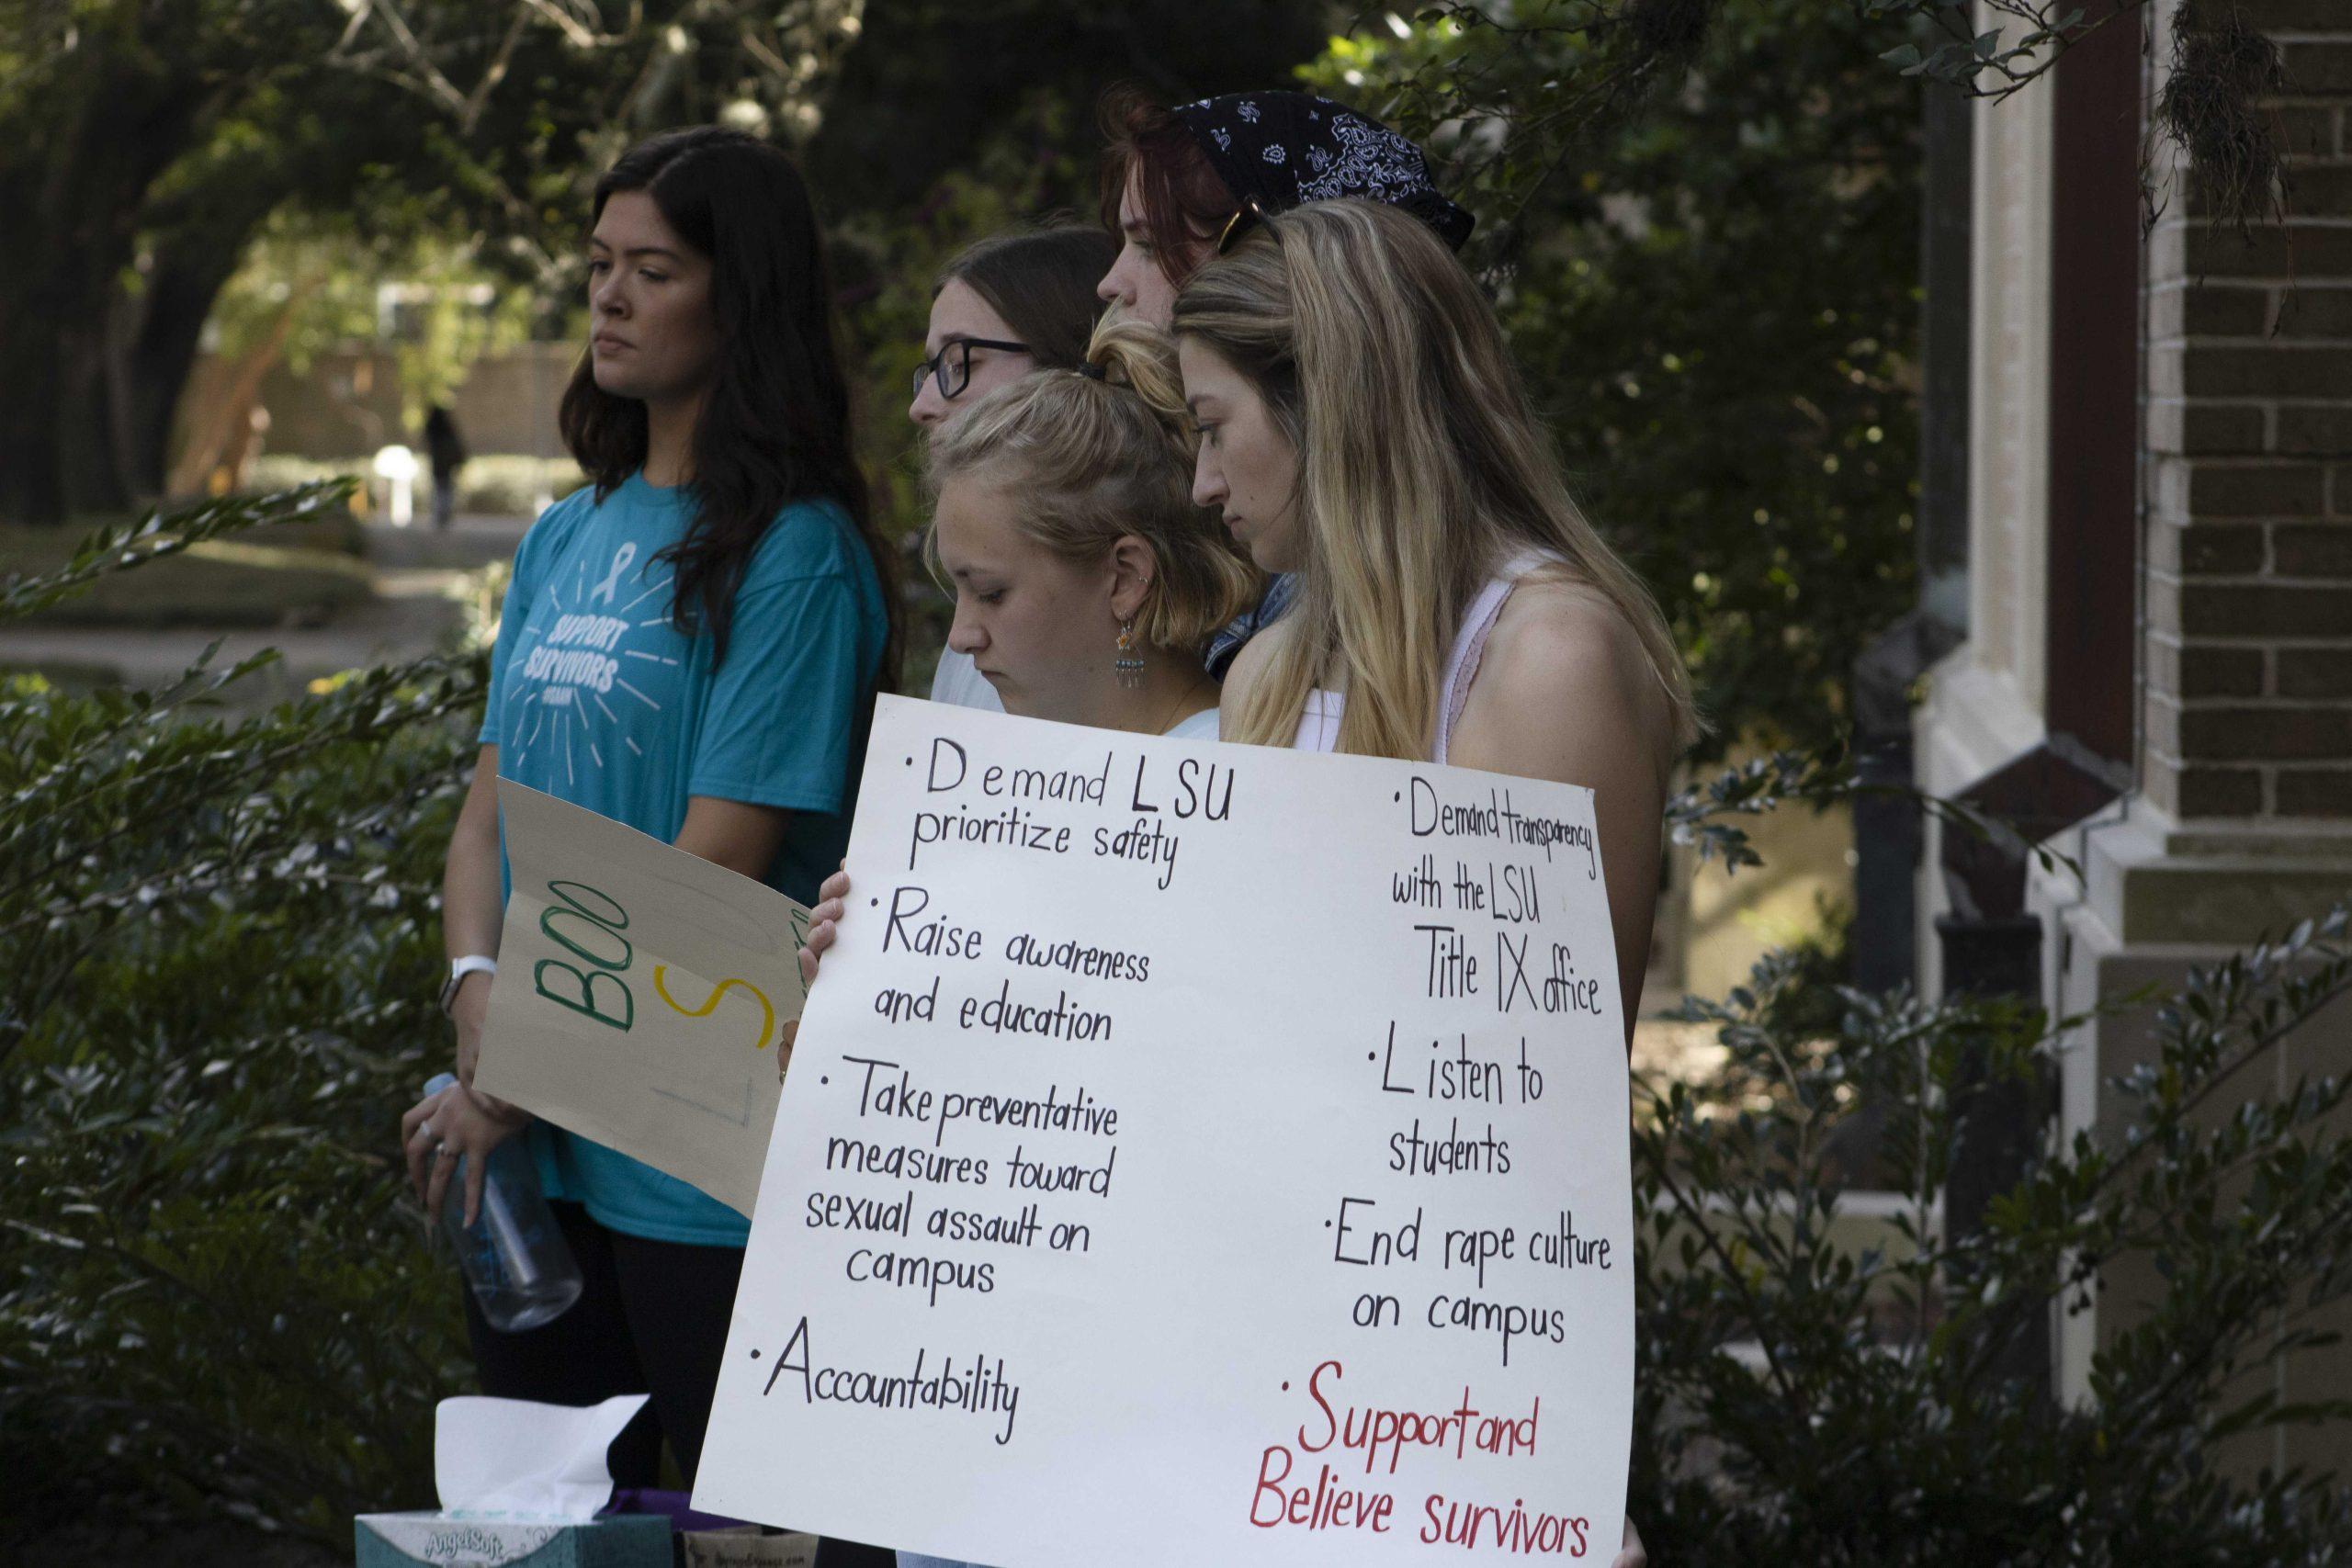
[472,781,811,1216]
[694,697,1635,1563]
[678,1531,820,1568]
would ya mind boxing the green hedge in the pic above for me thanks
[2,489,480,1542]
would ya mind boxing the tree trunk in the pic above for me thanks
[167,297,302,498]
[0,54,209,523]
[113,189,282,502]
[112,262,221,501]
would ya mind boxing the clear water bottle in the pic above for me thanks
[423,1073,583,1332]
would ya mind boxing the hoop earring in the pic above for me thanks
[1114,620,1146,690]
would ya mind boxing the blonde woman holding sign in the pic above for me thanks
[802,308,1251,1568]
[1174,197,1698,1045]
[1170,198,1693,1568]
[916,310,1255,739]
[796,314,1255,1012]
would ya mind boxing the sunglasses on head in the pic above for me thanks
[1216,197,1270,256]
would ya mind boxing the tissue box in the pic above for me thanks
[355,1511,672,1568]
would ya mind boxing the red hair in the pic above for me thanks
[1097,85,1237,288]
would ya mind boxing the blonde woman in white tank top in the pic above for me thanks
[1171,190,1700,1568]
[1174,203,1699,1066]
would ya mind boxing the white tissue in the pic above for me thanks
[433,1393,650,1519]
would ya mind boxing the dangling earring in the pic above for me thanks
[1114,619,1146,690]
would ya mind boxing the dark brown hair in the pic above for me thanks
[560,126,900,681]
[939,225,1118,370]
[1097,84,1238,288]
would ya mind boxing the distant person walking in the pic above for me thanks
[424,404,469,529]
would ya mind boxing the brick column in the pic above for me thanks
[2145,0,2352,822]
[2036,0,2352,1474]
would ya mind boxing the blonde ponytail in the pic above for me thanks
[1087,312,1193,450]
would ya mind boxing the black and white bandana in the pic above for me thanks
[1170,90,1475,252]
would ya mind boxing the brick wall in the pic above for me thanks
[2144,0,2352,821]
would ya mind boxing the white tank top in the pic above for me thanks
[1164,705,1221,740]
[1290,550,1554,761]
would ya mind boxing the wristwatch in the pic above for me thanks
[439,954,498,1017]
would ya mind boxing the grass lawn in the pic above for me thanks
[0,519,378,628]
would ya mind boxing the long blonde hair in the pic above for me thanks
[1172,199,1699,759]
[925,312,1260,655]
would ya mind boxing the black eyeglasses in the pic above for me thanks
[912,337,1030,400]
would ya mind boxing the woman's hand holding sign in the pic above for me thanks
[778,864,854,1066]
[797,864,853,985]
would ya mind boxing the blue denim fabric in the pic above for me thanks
[1204,572,1298,679]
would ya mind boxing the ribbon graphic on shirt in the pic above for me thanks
[591,541,639,606]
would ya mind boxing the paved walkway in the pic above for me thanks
[364,513,529,570]
[0,514,528,702]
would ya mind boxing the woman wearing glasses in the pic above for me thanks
[910,225,1118,430]
[910,226,1118,716]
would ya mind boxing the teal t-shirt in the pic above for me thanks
[481,473,887,1246]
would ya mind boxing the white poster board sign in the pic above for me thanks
[695,695,1633,1562]
[472,781,811,1217]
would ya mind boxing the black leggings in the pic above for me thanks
[462,1199,743,1485]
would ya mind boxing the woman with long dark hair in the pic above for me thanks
[399,125,897,1492]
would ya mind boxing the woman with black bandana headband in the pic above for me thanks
[924,87,1473,713]
[1103,89,1475,678]
[1097,86,1473,329]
